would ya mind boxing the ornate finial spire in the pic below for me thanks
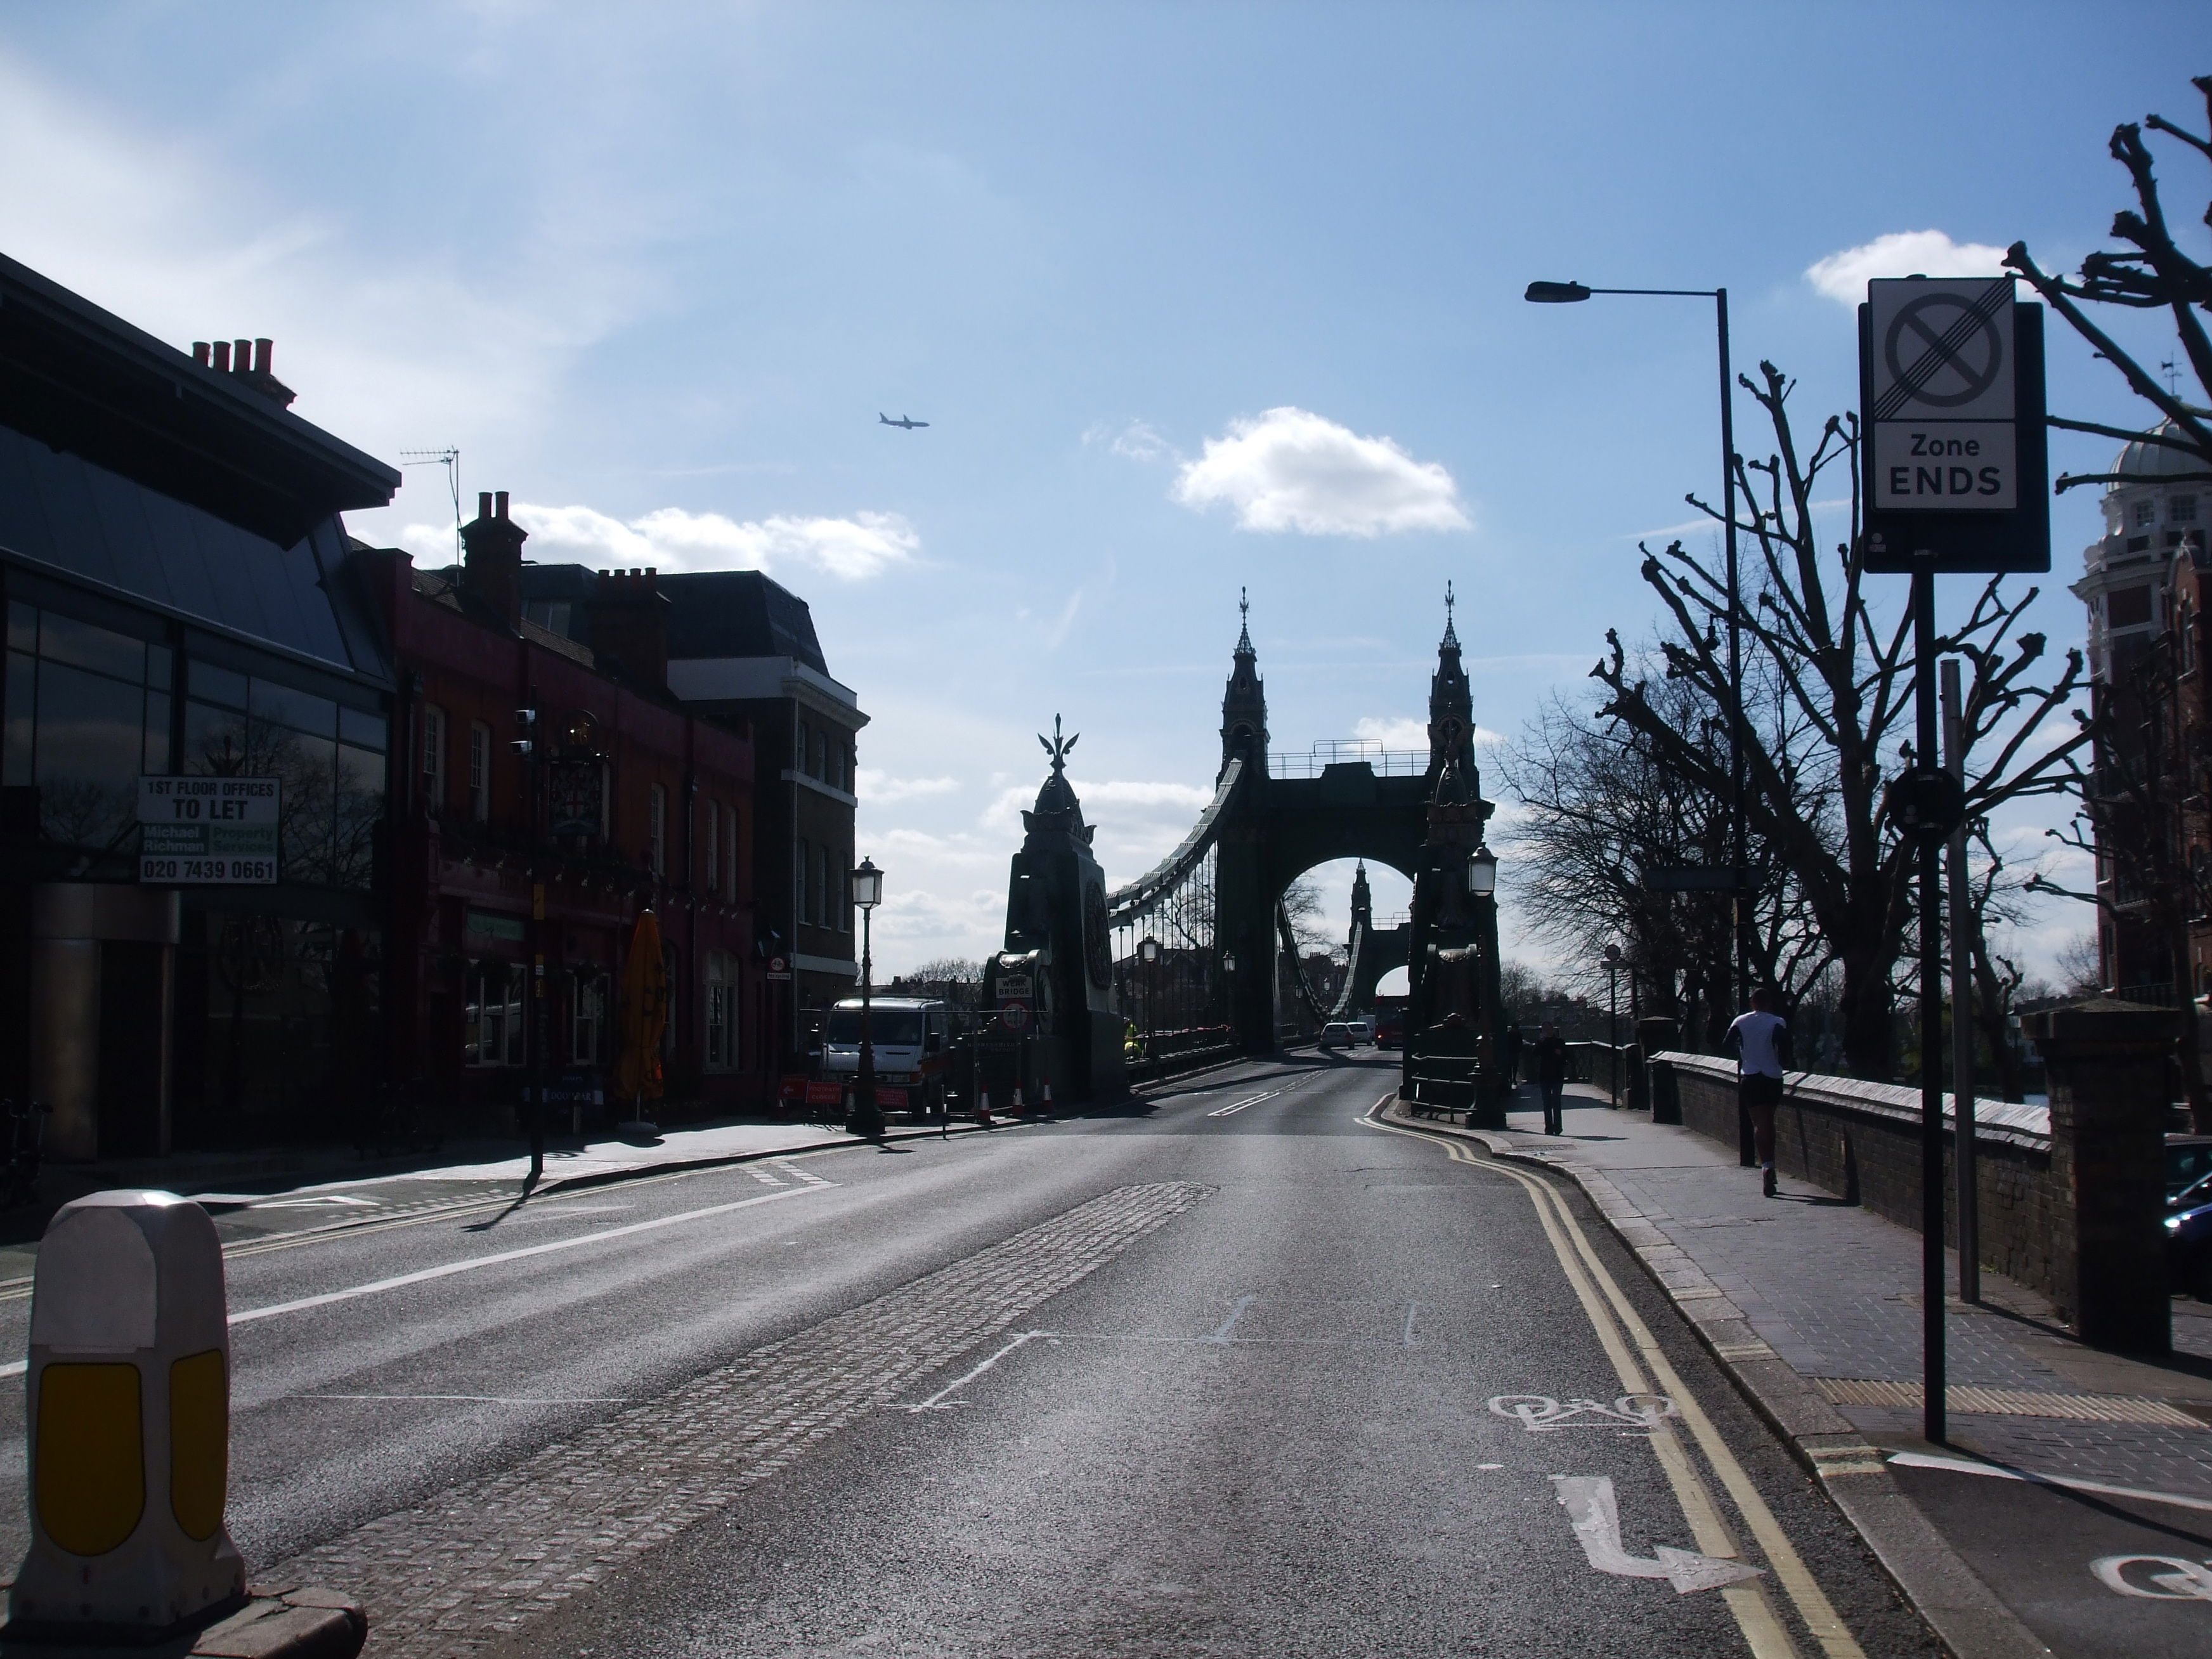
[1235,586,1254,655]
[1038,712,1079,777]
[1441,580,1459,649]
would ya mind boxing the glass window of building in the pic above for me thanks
[464,961,523,1067]
[2136,498,2158,528]
[705,950,734,1069]
[797,836,812,923]
[2176,495,2199,524]
[572,973,608,1065]
[469,722,491,821]
[4,599,176,863]
[421,705,446,807]
[705,800,720,892]
[651,782,668,876]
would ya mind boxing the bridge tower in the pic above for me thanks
[1428,580,1475,780]
[1220,587,1268,781]
[1350,862,1372,933]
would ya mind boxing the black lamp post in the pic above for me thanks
[1526,278,1747,1016]
[1139,935,1161,1064]
[1603,942,1623,1108]
[849,856,884,1139]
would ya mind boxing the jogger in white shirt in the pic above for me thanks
[1723,986,1794,1198]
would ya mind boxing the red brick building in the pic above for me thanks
[361,493,768,1126]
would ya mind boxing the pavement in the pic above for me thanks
[0,1051,1935,1657]
[1388,1079,2212,1658]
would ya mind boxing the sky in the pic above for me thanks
[1,1,2204,982]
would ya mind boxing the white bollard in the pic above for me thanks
[11,1191,245,1642]
[1039,1083,1053,1113]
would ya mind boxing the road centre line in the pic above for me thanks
[1360,1107,1864,1659]
[904,1329,1043,1411]
[0,1180,835,1379]
[292,1393,634,1406]
[1207,1091,1277,1117]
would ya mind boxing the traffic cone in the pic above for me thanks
[1040,1082,1053,1115]
[1012,1086,1025,1115]
[977,1090,994,1127]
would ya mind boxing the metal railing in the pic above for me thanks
[1267,740,1428,779]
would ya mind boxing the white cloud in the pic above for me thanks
[470,502,919,580]
[1351,715,1499,750]
[1353,715,1431,750]
[857,769,961,804]
[1171,407,1470,537]
[1086,418,1173,462]
[1804,231,2012,306]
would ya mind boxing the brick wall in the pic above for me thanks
[1653,1053,2062,1300]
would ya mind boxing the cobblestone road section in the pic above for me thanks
[278,1180,1213,1655]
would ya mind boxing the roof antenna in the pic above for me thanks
[399,447,462,563]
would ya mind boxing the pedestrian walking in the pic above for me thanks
[1533,1021,1569,1136]
[1724,987,1794,1197]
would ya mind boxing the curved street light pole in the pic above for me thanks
[1526,281,1747,1015]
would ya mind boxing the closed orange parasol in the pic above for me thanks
[614,909,669,1109]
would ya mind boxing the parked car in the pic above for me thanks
[2169,1134,2212,1202]
[2164,1136,2212,1298]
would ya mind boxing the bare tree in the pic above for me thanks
[2006,75,2212,491]
[1591,363,2090,1079]
[2053,932,2104,996]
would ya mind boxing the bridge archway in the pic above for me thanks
[1108,590,1488,1053]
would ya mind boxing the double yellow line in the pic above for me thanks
[1362,1108,1865,1659]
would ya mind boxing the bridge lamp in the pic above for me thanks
[1467,845,1499,898]
[848,857,885,1139]
[1138,936,1162,1060]
[1138,935,1161,965]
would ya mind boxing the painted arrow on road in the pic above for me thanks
[1551,1476,1766,1594]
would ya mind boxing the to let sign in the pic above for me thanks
[136,776,280,885]
[1859,277,2050,574]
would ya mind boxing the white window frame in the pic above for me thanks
[705,950,734,1070]
[571,972,608,1066]
[650,782,668,876]
[421,703,447,809]
[468,720,492,821]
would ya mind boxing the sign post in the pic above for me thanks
[1859,276,2050,1446]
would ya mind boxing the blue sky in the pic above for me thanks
[2,2,2202,977]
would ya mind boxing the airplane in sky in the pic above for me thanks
[879,412,929,429]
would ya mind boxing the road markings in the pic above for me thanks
[1208,1294,1258,1343]
[1402,1301,1419,1348]
[902,1330,1043,1412]
[292,1393,634,1406]
[739,1164,788,1186]
[2092,1554,2212,1599]
[1207,1091,1277,1117]
[1889,1450,2212,1514]
[1553,1475,1767,1593]
[1360,1107,1864,1659]
[1491,1394,1677,1433]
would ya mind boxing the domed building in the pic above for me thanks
[2071,419,2209,999]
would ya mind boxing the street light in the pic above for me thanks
[1139,935,1161,1064]
[1467,844,1498,898]
[1526,276,1747,1014]
[849,856,884,1139]
[1603,943,1624,1108]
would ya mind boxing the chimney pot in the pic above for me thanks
[495,490,510,519]
[478,491,493,521]
[211,341,231,372]
[233,339,251,372]
[254,338,273,375]
[192,342,211,367]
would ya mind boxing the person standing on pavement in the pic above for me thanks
[1724,986,1793,1197]
[1533,1021,1569,1136]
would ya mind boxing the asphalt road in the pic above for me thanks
[0,1051,1939,1657]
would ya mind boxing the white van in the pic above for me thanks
[820,996,953,1116]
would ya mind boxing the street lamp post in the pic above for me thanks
[849,856,884,1140]
[1526,278,1747,1015]
[1139,935,1161,1066]
[1604,942,1623,1108]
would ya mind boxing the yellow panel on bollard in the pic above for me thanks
[8,1191,246,1644]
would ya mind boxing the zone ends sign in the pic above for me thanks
[1859,276,2050,575]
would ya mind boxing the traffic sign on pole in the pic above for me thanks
[1859,277,2050,574]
